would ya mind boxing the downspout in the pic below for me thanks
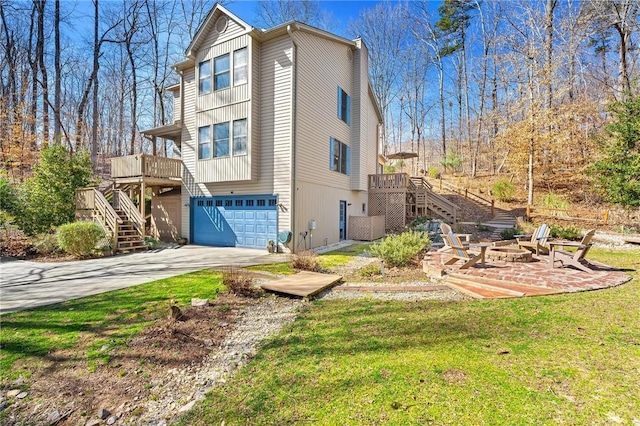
[179,69,185,125]
[287,24,298,251]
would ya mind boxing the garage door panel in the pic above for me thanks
[192,195,277,248]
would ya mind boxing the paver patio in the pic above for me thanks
[424,250,632,298]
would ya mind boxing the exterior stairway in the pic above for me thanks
[75,188,147,253]
[483,210,518,240]
[114,209,147,252]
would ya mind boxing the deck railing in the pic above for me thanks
[75,188,121,250]
[368,173,411,190]
[111,154,182,180]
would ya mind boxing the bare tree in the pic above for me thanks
[350,2,406,154]
[255,0,333,30]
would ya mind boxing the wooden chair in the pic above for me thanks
[517,223,551,256]
[549,229,596,273]
[439,223,471,250]
[442,232,487,269]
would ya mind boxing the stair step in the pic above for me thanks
[448,274,563,297]
[446,276,525,298]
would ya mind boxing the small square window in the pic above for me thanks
[206,200,213,207]
[246,200,254,207]
[235,200,243,206]
[225,200,232,207]
[215,200,223,207]
[197,200,204,207]
[257,199,265,206]
[268,199,277,206]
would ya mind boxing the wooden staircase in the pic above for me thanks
[411,177,458,223]
[114,209,147,252]
[75,188,147,253]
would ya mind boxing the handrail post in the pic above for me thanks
[526,204,531,220]
[603,210,609,225]
[491,199,495,218]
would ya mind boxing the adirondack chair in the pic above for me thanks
[442,232,487,269]
[549,229,596,273]
[439,223,470,250]
[517,223,551,256]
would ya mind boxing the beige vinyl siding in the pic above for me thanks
[196,35,250,112]
[195,102,252,182]
[172,90,180,123]
[296,180,368,248]
[180,67,197,239]
[251,37,261,179]
[293,31,353,190]
[365,91,381,177]
[182,34,293,236]
[198,15,248,51]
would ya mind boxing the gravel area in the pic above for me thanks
[133,296,303,425]
[592,231,640,250]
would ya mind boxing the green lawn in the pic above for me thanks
[0,270,225,381]
[178,248,640,425]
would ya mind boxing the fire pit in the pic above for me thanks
[486,247,533,263]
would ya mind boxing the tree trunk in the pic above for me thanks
[54,0,62,145]
[36,0,49,147]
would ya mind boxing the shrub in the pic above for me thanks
[368,230,430,267]
[500,228,516,240]
[57,221,106,257]
[493,178,515,202]
[17,146,98,235]
[292,250,322,272]
[427,166,441,179]
[223,269,263,298]
[550,225,582,241]
[0,227,35,258]
[359,263,381,278]
[34,233,61,255]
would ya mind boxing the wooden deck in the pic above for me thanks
[260,271,342,298]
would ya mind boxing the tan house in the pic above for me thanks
[141,4,384,250]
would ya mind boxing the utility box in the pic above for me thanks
[308,220,317,230]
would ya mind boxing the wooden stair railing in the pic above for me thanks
[75,188,122,251]
[113,190,145,239]
[437,178,495,218]
[421,189,458,223]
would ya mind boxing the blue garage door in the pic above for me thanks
[191,195,278,248]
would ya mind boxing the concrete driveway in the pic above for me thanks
[0,245,288,314]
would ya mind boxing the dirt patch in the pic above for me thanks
[2,293,259,426]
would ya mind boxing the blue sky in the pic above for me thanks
[225,0,386,38]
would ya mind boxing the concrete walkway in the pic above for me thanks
[0,245,289,314]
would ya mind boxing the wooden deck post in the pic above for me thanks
[140,181,146,234]
[526,204,531,220]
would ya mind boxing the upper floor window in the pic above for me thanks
[330,137,350,175]
[234,48,248,86]
[337,86,351,125]
[233,119,248,155]
[214,122,230,157]
[199,60,211,94]
[214,54,230,90]
[198,126,210,159]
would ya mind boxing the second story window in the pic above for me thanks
[199,60,211,94]
[330,137,350,175]
[234,48,248,86]
[214,54,230,90]
[233,119,247,155]
[214,122,230,157]
[198,125,210,159]
[337,86,351,125]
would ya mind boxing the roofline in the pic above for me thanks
[259,21,357,48]
[185,3,253,59]
[368,83,384,124]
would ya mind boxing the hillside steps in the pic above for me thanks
[483,210,518,239]
[445,274,563,299]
